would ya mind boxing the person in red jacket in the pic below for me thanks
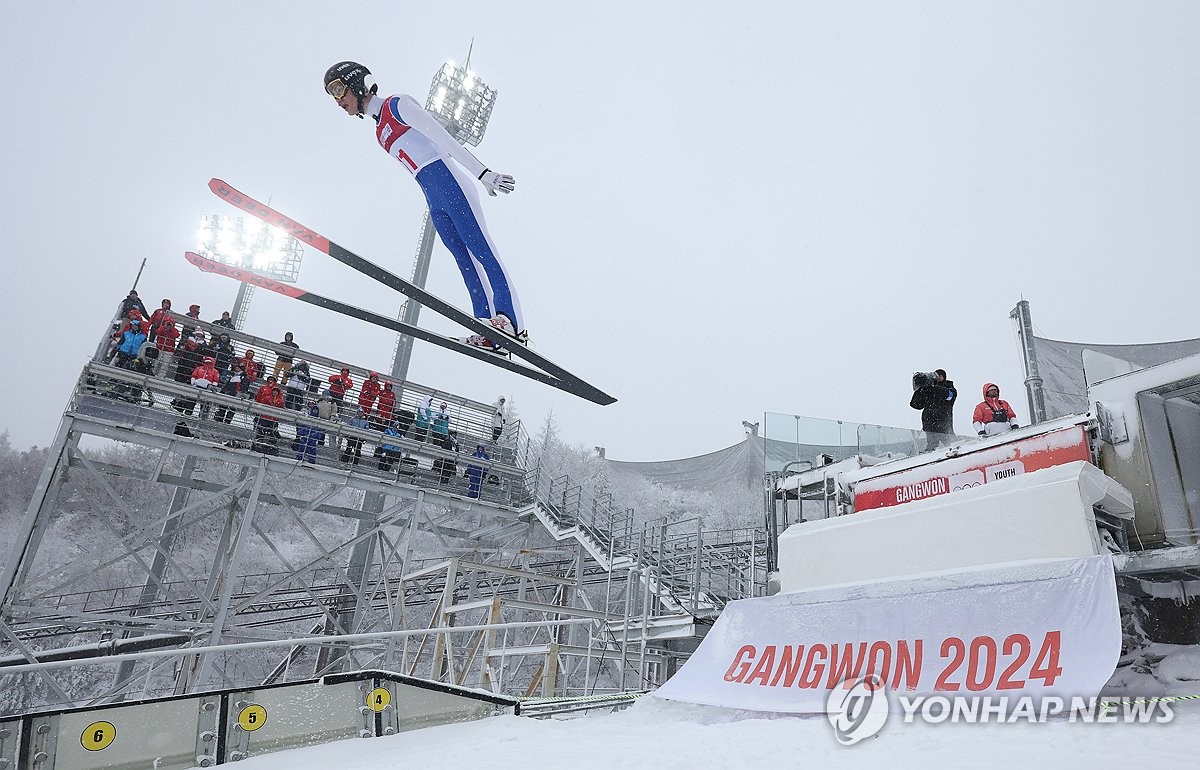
[153,317,180,378]
[190,356,220,385]
[373,381,396,431]
[236,349,260,385]
[972,382,1019,438]
[252,377,286,454]
[328,367,354,417]
[147,299,172,338]
[358,371,381,417]
[117,307,147,335]
[255,377,285,410]
[191,356,222,420]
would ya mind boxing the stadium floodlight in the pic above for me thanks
[425,61,498,146]
[196,214,304,327]
[196,214,303,283]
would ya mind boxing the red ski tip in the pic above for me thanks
[184,251,307,299]
[208,178,330,253]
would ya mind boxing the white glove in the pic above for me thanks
[478,169,516,197]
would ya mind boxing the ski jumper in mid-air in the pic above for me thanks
[323,60,526,350]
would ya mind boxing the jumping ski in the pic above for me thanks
[184,252,610,402]
[202,179,615,405]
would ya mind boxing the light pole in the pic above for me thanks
[390,56,500,381]
[196,214,303,328]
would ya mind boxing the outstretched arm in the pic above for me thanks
[392,94,487,176]
[392,94,515,195]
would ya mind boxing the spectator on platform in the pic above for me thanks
[114,319,147,369]
[153,317,180,378]
[358,371,381,417]
[413,394,433,443]
[180,304,202,340]
[190,355,222,419]
[329,367,354,417]
[213,361,248,424]
[316,389,338,447]
[252,376,285,455]
[341,408,371,465]
[235,349,259,390]
[374,381,397,431]
[284,360,311,410]
[212,311,236,330]
[466,443,489,499]
[212,333,236,377]
[119,289,149,321]
[121,344,158,406]
[491,396,506,441]
[173,331,207,383]
[295,404,322,463]
[376,421,404,472]
[109,307,148,362]
[433,430,460,485]
[972,383,1019,438]
[147,299,172,339]
[173,353,217,417]
[909,369,957,451]
[272,332,300,382]
[395,405,415,438]
[432,401,451,444]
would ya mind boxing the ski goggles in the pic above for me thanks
[325,79,348,99]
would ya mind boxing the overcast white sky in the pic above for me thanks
[2,1,1197,460]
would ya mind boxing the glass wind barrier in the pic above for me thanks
[763,412,863,474]
[764,412,974,473]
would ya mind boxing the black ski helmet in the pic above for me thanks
[324,61,377,116]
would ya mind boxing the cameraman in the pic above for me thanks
[910,368,957,451]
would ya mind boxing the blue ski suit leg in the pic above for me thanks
[415,160,523,331]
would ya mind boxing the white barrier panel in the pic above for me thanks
[653,556,1120,713]
[852,425,1091,511]
[779,461,1132,592]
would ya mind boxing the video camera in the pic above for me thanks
[912,371,938,390]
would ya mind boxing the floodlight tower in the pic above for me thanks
[196,214,304,328]
[390,55,499,381]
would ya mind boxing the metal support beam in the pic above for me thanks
[192,459,268,686]
[1010,299,1048,424]
[390,212,437,381]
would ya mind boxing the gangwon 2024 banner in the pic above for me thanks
[653,556,1120,713]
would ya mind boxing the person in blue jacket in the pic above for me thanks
[295,404,322,464]
[341,408,372,465]
[466,443,489,499]
[376,422,405,472]
[323,60,526,352]
[115,320,148,369]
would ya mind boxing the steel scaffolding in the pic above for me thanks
[0,306,767,716]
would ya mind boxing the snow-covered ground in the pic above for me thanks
[222,688,1198,770]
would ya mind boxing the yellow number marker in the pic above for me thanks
[81,721,116,751]
[368,687,392,712]
[238,704,267,732]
